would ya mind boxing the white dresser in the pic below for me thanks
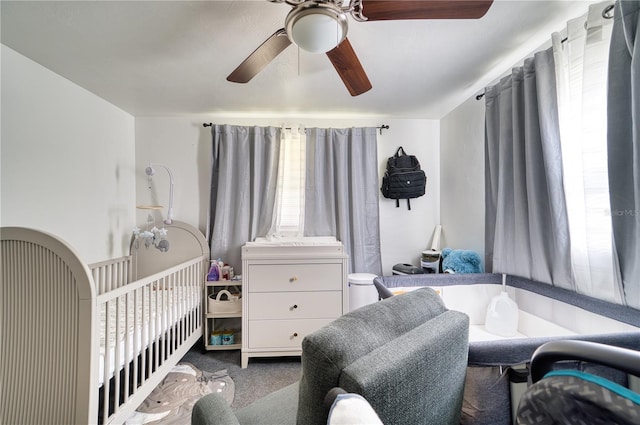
[241,239,348,368]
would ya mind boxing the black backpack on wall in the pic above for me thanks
[380,147,427,210]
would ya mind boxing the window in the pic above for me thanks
[268,126,306,237]
[553,10,620,302]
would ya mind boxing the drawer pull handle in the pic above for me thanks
[289,276,298,283]
[290,304,298,310]
[293,332,299,338]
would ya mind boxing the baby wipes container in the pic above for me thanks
[485,291,519,337]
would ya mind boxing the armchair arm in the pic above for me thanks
[191,393,241,425]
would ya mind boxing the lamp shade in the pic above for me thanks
[285,3,348,53]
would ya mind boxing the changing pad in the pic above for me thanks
[247,236,340,246]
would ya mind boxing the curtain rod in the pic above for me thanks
[475,3,614,102]
[203,123,390,134]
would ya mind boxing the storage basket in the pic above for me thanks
[208,289,242,314]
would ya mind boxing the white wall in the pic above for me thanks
[1,45,136,263]
[0,44,439,272]
[440,95,486,269]
[135,117,440,275]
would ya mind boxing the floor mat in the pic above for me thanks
[125,363,234,424]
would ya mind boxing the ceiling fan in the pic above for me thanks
[227,0,494,96]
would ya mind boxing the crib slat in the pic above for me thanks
[141,285,148,385]
[132,287,140,395]
[122,292,131,405]
[154,282,160,372]
[113,297,122,417]
[160,277,165,363]
[102,301,111,425]
[176,269,183,345]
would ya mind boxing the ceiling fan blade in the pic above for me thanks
[359,0,493,21]
[326,38,372,96]
[227,28,291,83]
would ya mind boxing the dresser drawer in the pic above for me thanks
[248,263,342,292]
[248,318,334,349]
[249,291,342,320]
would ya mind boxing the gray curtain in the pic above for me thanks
[607,1,640,309]
[304,127,382,275]
[484,48,573,289]
[209,124,280,273]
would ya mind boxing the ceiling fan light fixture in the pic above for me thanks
[285,2,348,53]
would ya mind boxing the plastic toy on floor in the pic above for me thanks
[441,248,483,274]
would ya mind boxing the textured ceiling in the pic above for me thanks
[1,1,596,119]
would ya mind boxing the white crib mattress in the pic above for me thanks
[98,285,200,385]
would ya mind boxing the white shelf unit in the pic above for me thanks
[241,243,348,368]
[204,279,242,351]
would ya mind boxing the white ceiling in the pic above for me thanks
[1,1,596,119]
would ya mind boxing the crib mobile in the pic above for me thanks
[132,222,170,252]
[134,163,175,252]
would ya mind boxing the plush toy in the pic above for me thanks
[441,248,483,274]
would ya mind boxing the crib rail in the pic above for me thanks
[89,255,133,295]
[96,254,206,424]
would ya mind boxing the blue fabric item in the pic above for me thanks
[441,248,483,274]
[544,370,640,405]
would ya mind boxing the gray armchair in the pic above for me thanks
[192,287,470,425]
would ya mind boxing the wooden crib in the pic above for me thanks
[1,221,209,424]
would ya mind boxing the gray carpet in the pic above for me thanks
[180,339,302,410]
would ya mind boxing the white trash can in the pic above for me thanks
[348,273,378,312]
